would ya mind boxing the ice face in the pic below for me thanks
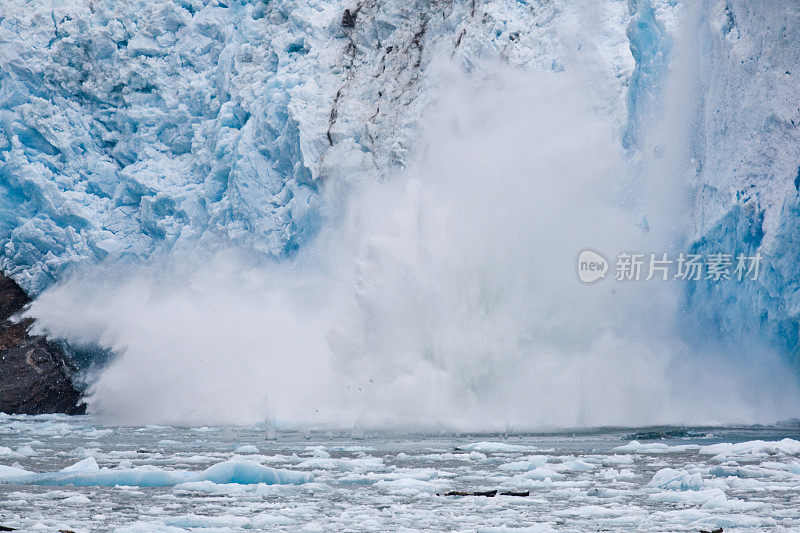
[0,0,329,293]
[622,0,800,360]
[0,0,631,294]
[2,0,800,372]
[678,1,800,361]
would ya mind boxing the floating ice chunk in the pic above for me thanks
[295,455,384,472]
[0,459,311,487]
[252,515,297,527]
[662,510,776,529]
[374,477,449,495]
[191,460,312,485]
[497,461,533,471]
[523,467,566,481]
[115,522,188,533]
[598,454,635,465]
[0,464,33,482]
[306,446,330,458]
[61,457,99,473]
[708,464,773,479]
[597,467,637,480]
[649,487,727,506]
[586,486,627,497]
[294,457,345,470]
[327,446,377,452]
[760,460,800,474]
[340,467,442,487]
[165,514,251,529]
[396,451,486,462]
[81,429,114,439]
[172,480,285,496]
[617,468,637,479]
[554,459,598,472]
[648,468,705,490]
[0,445,37,458]
[699,439,800,460]
[61,494,92,505]
[554,505,641,518]
[614,440,699,453]
[498,455,549,471]
[614,440,668,452]
[459,442,539,453]
[14,445,36,457]
[477,526,557,533]
[234,445,260,454]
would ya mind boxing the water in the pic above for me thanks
[1,415,800,531]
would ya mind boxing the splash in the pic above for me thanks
[25,40,800,428]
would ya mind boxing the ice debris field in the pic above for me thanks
[0,415,799,531]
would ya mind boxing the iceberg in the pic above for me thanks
[0,457,312,487]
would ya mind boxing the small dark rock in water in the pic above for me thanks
[623,427,706,440]
[444,490,497,497]
[442,489,529,497]
[699,528,723,533]
[0,273,85,415]
[0,526,16,531]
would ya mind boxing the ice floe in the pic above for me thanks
[0,457,311,487]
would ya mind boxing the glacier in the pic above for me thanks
[0,0,631,294]
[618,0,800,364]
[2,0,800,388]
[680,0,800,363]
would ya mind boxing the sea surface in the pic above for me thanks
[1,415,799,531]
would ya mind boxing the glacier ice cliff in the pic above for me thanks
[0,0,630,294]
[679,1,800,362]
[1,0,800,369]
[604,0,800,364]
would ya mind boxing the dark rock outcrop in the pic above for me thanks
[0,274,85,415]
[441,490,530,497]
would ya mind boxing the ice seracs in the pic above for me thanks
[0,0,630,294]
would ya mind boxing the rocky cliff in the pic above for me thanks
[0,273,84,414]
